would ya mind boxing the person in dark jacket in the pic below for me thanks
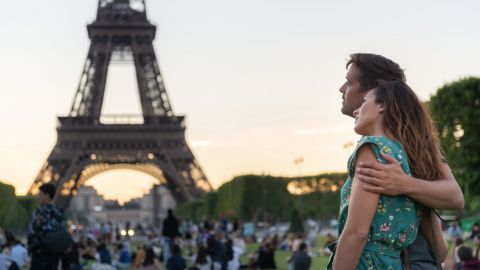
[28,183,66,270]
[292,242,311,270]
[162,209,180,263]
[256,240,276,269]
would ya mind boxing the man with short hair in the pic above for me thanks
[292,242,311,270]
[338,53,464,268]
[28,182,66,270]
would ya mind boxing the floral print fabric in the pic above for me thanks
[330,136,421,270]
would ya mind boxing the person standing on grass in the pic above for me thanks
[292,242,311,270]
[163,209,180,263]
[28,183,66,270]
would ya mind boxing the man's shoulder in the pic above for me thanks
[37,204,63,214]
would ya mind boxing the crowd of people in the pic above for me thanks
[0,183,318,270]
[443,222,480,270]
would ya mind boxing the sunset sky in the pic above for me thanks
[1,0,479,202]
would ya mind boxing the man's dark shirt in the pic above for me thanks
[409,232,438,270]
[257,247,276,269]
[293,250,311,270]
[27,204,66,253]
[162,215,180,238]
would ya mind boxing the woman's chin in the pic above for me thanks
[354,126,368,136]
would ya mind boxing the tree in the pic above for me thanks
[429,77,480,211]
[289,208,304,234]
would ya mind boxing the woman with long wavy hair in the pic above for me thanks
[328,80,448,269]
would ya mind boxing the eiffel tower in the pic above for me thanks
[28,0,212,212]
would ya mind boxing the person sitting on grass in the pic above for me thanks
[166,244,186,270]
[114,243,131,269]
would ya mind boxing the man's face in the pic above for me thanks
[339,64,365,117]
[37,191,51,205]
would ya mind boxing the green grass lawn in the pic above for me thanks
[108,235,473,270]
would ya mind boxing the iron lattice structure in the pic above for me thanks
[28,0,212,213]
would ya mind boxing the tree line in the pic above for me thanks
[176,173,347,222]
[0,182,37,231]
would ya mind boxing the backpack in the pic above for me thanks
[40,229,74,254]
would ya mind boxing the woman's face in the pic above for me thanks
[353,89,384,136]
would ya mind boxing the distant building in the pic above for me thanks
[70,186,106,224]
[70,184,176,227]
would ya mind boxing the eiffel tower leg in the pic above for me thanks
[134,45,174,117]
[70,49,111,118]
[29,162,55,195]
[153,160,193,204]
[29,158,84,210]
[187,159,212,195]
[53,163,84,209]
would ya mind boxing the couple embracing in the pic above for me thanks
[328,53,464,269]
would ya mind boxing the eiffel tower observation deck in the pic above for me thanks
[28,0,212,221]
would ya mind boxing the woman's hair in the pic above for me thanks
[373,79,442,181]
[195,246,208,265]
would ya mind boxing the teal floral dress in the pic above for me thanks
[328,136,421,270]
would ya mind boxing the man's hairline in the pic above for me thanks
[346,63,370,93]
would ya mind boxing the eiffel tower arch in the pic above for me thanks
[28,0,212,217]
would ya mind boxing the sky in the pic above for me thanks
[1,0,479,202]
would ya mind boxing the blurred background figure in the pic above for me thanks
[457,246,480,270]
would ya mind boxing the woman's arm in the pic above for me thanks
[357,153,464,210]
[420,210,448,263]
[333,145,380,270]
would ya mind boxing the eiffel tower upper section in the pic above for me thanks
[70,0,174,120]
